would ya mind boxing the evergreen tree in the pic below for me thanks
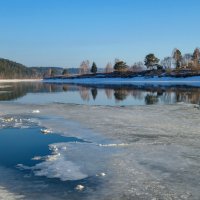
[90,62,97,74]
[50,69,56,77]
[62,68,68,76]
[113,60,128,72]
[0,58,38,79]
[144,54,160,69]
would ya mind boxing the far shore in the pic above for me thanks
[0,79,42,83]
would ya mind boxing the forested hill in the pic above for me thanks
[0,58,39,79]
[0,58,63,79]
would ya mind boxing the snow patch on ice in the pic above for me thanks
[40,128,52,134]
[75,184,85,191]
[0,115,36,129]
[32,156,87,181]
[98,143,130,147]
[31,156,43,161]
[32,110,40,114]
[18,144,88,181]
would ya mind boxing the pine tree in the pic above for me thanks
[113,60,128,72]
[144,54,160,69]
[50,69,56,77]
[90,62,97,74]
[62,68,68,76]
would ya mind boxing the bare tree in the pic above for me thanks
[130,62,144,72]
[192,48,200,67]
[172,48,182,68]
[160,57,173,69]
[105,62,113,73]
[79,60,90,75]
[182,54,192,67]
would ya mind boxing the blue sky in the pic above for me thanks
[0,0,199,68]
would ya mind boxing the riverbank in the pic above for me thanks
[43,69,200,86]
[0,79,42,83]
[43,75,200,87]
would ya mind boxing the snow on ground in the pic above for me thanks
[0,79,42,83]
[43,76,200,87]
[0,103,200,199]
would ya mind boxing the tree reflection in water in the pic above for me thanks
[114,89,129,101]
[145,94,159,105]
[0,82,200,105]
[78,86,90,101]
[105,89,113,99]
[91,88,98,100]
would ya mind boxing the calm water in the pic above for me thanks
[0,128,85,167]
[0,81,200,105]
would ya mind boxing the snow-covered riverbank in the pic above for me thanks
[0,79,42,83]
[43,75,200,86]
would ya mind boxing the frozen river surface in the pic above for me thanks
[0,82,200,200]
[0,100,200,200]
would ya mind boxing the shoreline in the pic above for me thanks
[0,79,42,83]
[1,75,200,86]
[42,75,200,86]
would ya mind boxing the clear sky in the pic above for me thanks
[0,0,200,68]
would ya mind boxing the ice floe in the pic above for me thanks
[75,184,84,191]
[31,156,43,161]
[96,172,106,177]
[40,128,52,134]
[0,115,36,129]
[32,110,40,114]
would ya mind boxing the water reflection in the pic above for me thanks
[114,89,129,101]
[0,82,200,105]
[145,94,159,105]
[91,88,98,100]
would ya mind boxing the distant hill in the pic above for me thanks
[0,58,38,79]
[66,68,79,74]
[30,66,64,77]
[62,68,104,74]
[0,58,104,79]
[0,58,63,79]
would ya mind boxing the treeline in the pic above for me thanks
[0,58,64,79]
[76,47,200,75]
[1,47,200,79]
[0,58,37,79]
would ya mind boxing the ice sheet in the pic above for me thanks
[0,103,200,199]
